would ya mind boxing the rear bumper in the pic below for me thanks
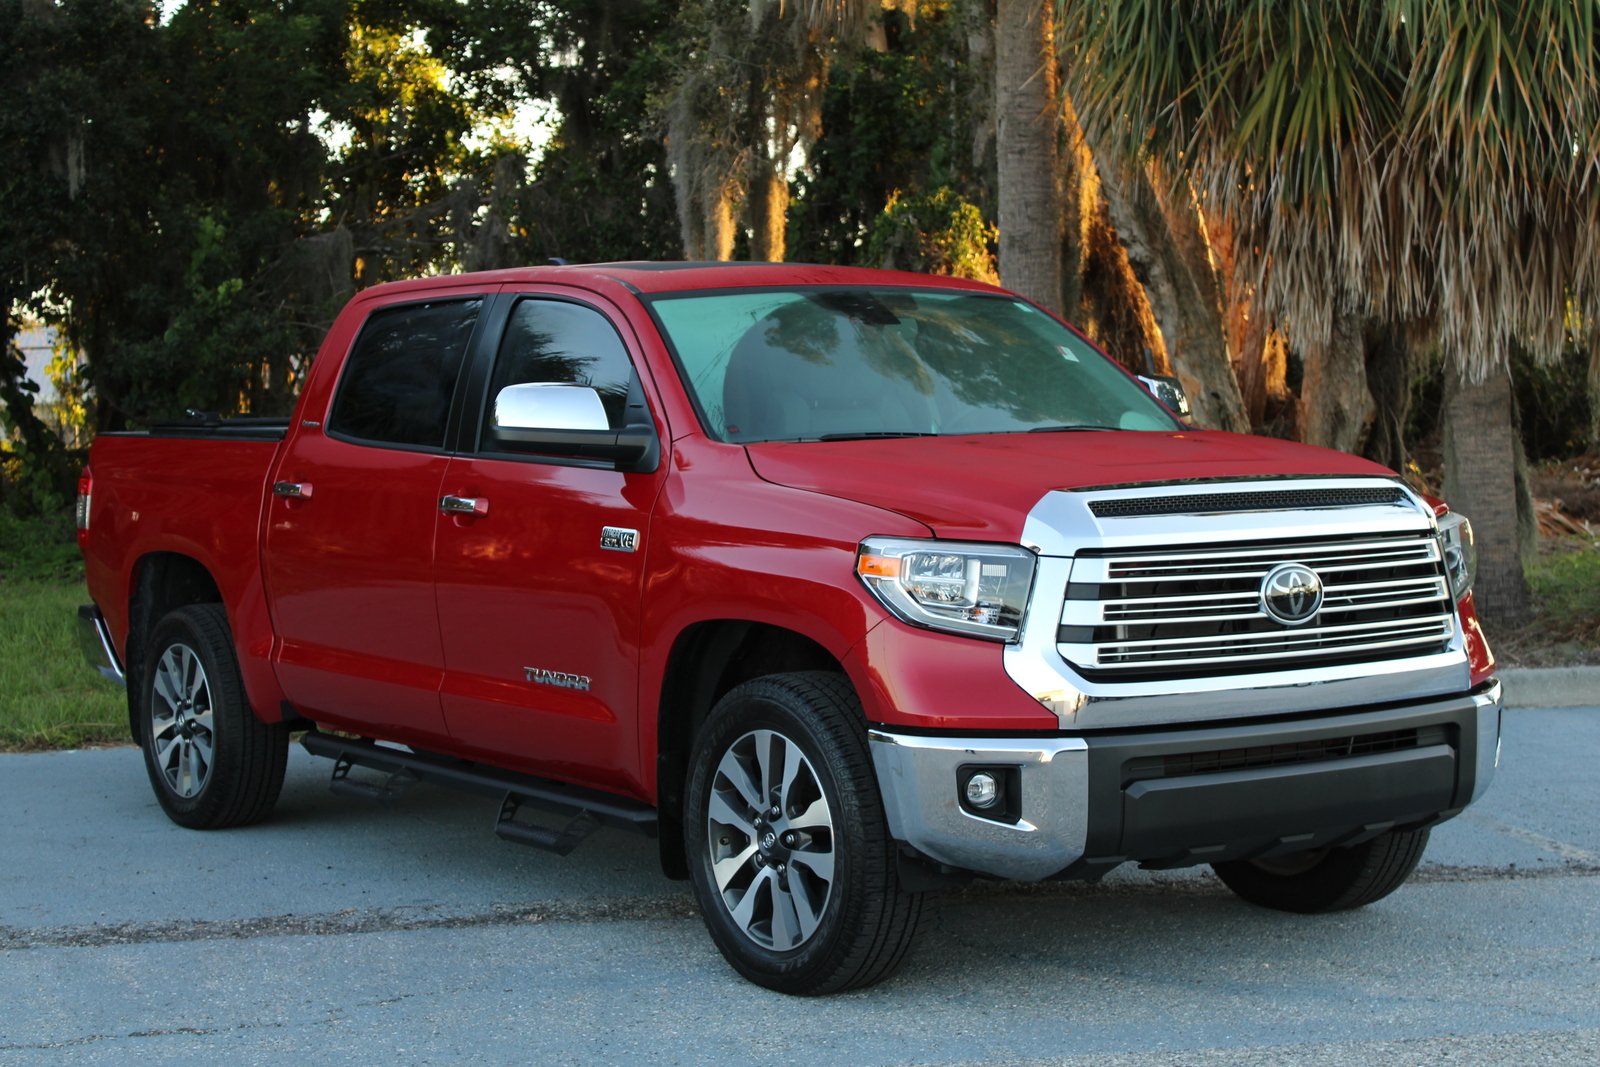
[77,604,126,687]
[869,679,1501,881]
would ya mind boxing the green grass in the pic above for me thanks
[1526,543,1600,643]
[1,506,129,750]
[0,578,130,751]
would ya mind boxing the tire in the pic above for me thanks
[138,604,289,830]
[1211,828,1432,914]
[684,671,927,995]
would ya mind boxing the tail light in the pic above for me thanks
[76,467,92,546]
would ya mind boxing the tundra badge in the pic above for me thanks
[600,526,639,552]
[524,667,591,691]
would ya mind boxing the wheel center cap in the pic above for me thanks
[762,831,777,850]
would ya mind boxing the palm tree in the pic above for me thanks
[1063,0,1600,629]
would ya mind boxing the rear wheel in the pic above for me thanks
[1211,828,1431,913]
[684,671,927,995]
[139,604,289,829]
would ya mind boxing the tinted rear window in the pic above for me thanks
[329,298,482,448]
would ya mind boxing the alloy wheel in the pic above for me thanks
[706,728,836,951]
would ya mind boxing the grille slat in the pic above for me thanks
[1060,530,1454,681]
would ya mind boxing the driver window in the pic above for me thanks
[484,299,636,443]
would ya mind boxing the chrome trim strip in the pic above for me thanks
[76,604,126,688]
[869,730,1088,880]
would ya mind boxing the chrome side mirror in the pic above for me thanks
[493,382,610,431]
[1136,374,1191,418]
[487,382,659,473]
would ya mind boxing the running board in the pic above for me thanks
[300,731,657,853]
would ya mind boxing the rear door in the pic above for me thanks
[432,292,669,789]
[263,293,490,743]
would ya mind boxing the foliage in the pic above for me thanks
[1524,543,1600,645]
[866,188,997,281]
[0,505,81,583]
[0,577,127,751]
[788,4,993,267]
[1063,0,1600,372]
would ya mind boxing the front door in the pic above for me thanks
[264,294,485,743]
[433,294,667,790]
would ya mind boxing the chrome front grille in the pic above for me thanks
[1058,531,1455,680]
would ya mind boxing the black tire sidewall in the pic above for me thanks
[684,676,880,992]
[139,605,248,828]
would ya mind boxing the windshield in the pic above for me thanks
[646,287,1178,442]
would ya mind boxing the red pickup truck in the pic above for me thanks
[77,262,1500,994]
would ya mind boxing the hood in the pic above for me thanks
[744,431,1394,542]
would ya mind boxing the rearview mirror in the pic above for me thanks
[488,383,659,473]
[1136,374,1191,418]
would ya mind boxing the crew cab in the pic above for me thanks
[76,262,1501,994]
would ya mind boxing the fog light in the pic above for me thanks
[964,772,999,809]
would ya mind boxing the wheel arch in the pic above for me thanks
[654,619,850,879]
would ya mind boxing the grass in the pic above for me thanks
[0,578,130,751]
[1,506,130,751]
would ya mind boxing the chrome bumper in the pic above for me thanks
[869,679,1502,882]
[77,604,126,687]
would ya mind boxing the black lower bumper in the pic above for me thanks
[1056,689,1491,879]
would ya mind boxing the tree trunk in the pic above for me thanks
[1089,151,1249,432]
[1235,312,1269,429]
[1361,320,1411,474]
[994,0,1061,313]
[1298,301,1373,453]
[747,144,787,262]
[1441,365,1532,631]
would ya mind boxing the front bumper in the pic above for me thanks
[869,679,1501,881]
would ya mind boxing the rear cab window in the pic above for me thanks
[328,298,484,449]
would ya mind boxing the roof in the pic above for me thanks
[353,261,1012,300]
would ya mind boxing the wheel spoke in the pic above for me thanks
[787,796,833,833]
[154,650,184,712]
[708,790,755,836]
[155,733,182,768]
[183,647,202,701]
[788,869,824,942]
[189,730,213,767]
[778,739,801,813]
[716,748,763,813]
[769,879,802,950]
[712,843,759,894]
[729,866,773,933]
[752,730,778,806]
[790,847,834,884]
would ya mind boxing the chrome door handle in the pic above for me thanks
[273,481,312,500]
[440,495,488,517]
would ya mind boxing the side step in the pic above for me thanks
[300,731,657,853]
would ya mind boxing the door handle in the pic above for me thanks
[273,481,313,500]
[440,495,489,517]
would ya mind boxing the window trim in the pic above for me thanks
[325,292,494,455]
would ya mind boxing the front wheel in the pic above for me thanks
[1211,828,1431,913]
[684,672,927,995]
[139,604,289,829]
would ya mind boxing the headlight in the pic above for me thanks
[856,537,1037,641]
[1438,511,1476,599]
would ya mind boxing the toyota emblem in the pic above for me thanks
[1260,562,1323,626]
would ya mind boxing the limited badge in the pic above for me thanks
[600,526,639,552]
[1260,562,1324,626]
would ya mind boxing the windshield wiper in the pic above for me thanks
[815,432,940,441]
[1027,424,1120,432]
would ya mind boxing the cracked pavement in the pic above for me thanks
[2,707,1597,1066]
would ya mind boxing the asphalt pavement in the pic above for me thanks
[2,708,1597,1066]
